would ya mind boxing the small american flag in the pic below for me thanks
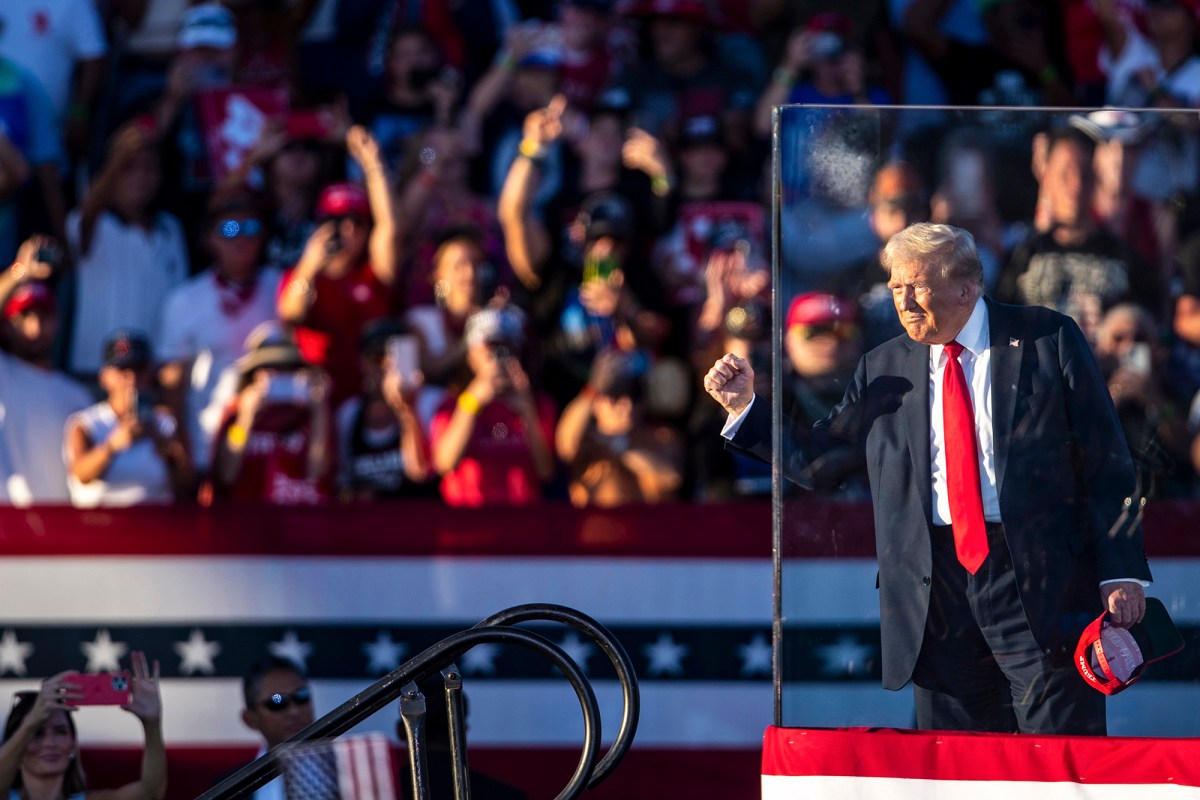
[282,733,397,800]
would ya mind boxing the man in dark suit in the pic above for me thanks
[704,222,1151,734]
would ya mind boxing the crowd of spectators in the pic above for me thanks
[2,0,1200,508]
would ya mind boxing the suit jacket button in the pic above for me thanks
[922,576,931,586]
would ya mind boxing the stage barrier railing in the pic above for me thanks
[197,603,640,800]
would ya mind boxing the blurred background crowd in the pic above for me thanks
[2,0,1200,508]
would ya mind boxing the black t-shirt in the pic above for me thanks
[997,227,1162,336]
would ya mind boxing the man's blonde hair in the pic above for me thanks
[881,223,983,286]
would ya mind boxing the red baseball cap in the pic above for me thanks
[3,281,56,319]
[786,292,858,329]
[316,182,370,220]
[1075,597,1184,695]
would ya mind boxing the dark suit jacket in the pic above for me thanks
[730,297,1152,690]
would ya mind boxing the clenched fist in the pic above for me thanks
[703,353,755,417]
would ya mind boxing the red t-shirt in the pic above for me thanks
[212,406,332,504]
[279,263,393,407]
[431,393,557,507]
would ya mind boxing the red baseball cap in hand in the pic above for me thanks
[1075,597,1183,695]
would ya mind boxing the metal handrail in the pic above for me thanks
[475,604,640,790]
[198,604,640,799]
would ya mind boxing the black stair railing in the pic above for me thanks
[198,604,640,800]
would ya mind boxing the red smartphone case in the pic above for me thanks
[67,671,131,705]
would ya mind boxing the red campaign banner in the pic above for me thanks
[762,726,1200,797]
[194,86,288,182]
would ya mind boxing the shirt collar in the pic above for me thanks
[931,296,989,361]
[957,296,989,356]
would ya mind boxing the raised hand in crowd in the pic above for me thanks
[524,93,568,152]
[117,651,168,800]
[2,235,59,291]
[498,94,568,290]
[123,650,164,726]
[755,29,816,137]
[345,124,399,286]
[622,127,673,197]
[381,363,423,419]
[698,244,769,335]
[107,387,147,454]
[286,219,341,290]
[427,67,463,129]
[502,352,540,423]
[462,22,551,147]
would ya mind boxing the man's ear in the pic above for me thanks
[959,280,976,305]
[242,707,260,733]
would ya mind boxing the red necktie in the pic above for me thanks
[943,341,989,573]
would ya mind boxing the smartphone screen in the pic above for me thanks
[66,671,132,705]
[264,372,310,405]
[1123,342,1151,376]
[386,335,420,384]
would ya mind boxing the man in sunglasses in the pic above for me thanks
[235,655,316,800]
[158,190,282,472]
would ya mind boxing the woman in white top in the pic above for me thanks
[64,330,192,507]
[65,121,188,376]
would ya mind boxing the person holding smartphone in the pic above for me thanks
[430,306,557,506]
[0,651,165,800]
[335,318,433,501]
[277,125,399,409]
[64,330,193,507]
[210,323,333,505]
[1094,303,1191,493]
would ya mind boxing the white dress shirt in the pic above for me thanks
[929,297,1000,525]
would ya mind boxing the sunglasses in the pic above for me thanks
[218,218,263,239]
[259,686,312,712]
